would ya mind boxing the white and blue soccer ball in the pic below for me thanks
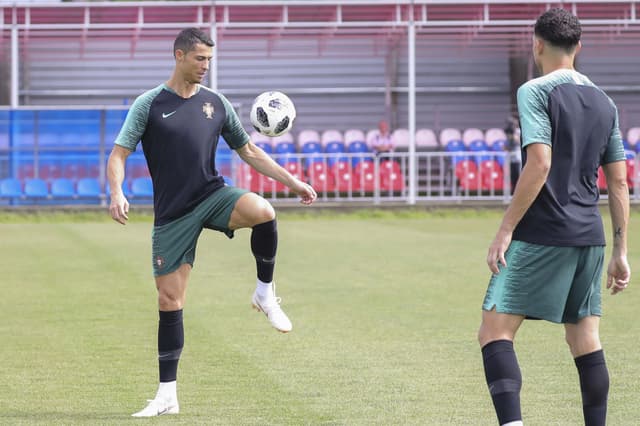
[250,91,296,137]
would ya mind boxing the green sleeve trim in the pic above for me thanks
[114,84,164,151]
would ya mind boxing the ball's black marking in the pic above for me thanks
[256,107,270,127]
[274,116,290,135]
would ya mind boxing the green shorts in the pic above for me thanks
[151,186,249,277]
[482,240,604,324]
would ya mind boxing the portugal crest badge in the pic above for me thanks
[202,102,214,119]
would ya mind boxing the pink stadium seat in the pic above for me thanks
[321,129,344,147]
[485,128,508,145]
[344,129,366,145]
[626,127,640,147]
[462,128,485,146]
[297,129,321,147]
[439,128,462,146]
[391,128,410,150]
[250,130,272,147]
[415,128,438,150]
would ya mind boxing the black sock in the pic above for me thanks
[575,349,609,426]
[251,219,278,283]
[158,309,183,383]
[482,339,522,425]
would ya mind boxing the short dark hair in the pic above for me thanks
[173,27,214,56]
[534,8,581,51]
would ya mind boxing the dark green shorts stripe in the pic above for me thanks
[482,240,604,324]
[151,186,249,277]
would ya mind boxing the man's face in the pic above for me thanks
[532,35,543,72]
[176,43,213,84]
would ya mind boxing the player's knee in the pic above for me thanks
[157,288,184,311]
[254,198,276,224]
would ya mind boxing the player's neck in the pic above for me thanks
[165,76,199,99]
[540,57,575,76]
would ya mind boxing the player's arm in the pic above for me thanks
[603,159,630,294]
[236,142,317,205]
[107,145,133,224]
[487,142,551,273]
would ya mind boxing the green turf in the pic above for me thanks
[0,208,638,425]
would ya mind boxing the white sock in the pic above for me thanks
[502,421,523,426]
[156,381,177,401]
[256,279,273,298]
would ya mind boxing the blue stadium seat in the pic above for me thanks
[77,178,102,198]
[50,178,76,198]
[468,139,492,163]
[24,178,49,198]
[274,141,298,165]
[131,177,153,197]
[445,140,468,165]
[255,141,273,154]
[347,141,372,166]
[490,140,507,165]
[324,141,347,167]
[0,178,22,197]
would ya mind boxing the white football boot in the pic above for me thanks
[131,397,179,417]
[252,283,293,333]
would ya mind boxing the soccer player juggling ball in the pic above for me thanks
[107,27,317,417]
[478,8,630,426]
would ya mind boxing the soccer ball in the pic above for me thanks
[250,91,296,137]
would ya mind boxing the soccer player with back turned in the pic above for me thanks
[478,9,630,426]
[107,28,317,417]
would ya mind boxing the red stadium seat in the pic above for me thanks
[354,169,376,192]
[354,160,374,175]
[458,169,481,191]
[480,160,504,191]
[597,167,607,190]
[307,166,335,193]
[455,159,477,179]
[380,159,401,175]
[380,167,404,192]
[626,158,636,187]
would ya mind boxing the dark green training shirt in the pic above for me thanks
[514,69,625,246]
[115,84,249,225]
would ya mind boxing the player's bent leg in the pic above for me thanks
[132,265,190,417]
[479,310,525,426]
[228,193,292,333]
[566,316,608,426]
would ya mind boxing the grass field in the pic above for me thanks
[0,208,638,425]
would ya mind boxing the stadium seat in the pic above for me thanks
[284,161,304,181]
[439,128,463,147]
[597,167,607,190]
[485,128,508,146]
[50,178,76,198]
[24,178,49,198]
[250,130,272,147]
[415,128,438,151]
[454,159,478,179]
[462,128,485,147]
[626,158,636,187]
[130,177,153,197]
[333,165,355,193]
[354,168,376,192]
[17,164,35,179]
[347,141,372,166]
[354,160,374,176]
[300,141,324,167]
[254,141,273,155]
[0,178,23,198]
[445,139,468,165]
[391,128,410,151]
[380,159,401,175]
[626,127,640,147]
[344,129,366,145]
[307,163,335,193]
[272,132,294,145]
[379,167,405,192]
[77,178,102,198]
[274,141,298,165]
[324,141,347,167]
[468,139,492,163]
[479,160,505,192]
[297,129,321,148]
[625,150,636,160]
[321,129,344,147]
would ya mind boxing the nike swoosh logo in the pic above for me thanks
[162,111,177,118]
[157,407,169,415]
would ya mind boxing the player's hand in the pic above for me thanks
[487,229,512,274]
[606,255,630,295]
[290,180,317,205]
[109,192,130,225]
